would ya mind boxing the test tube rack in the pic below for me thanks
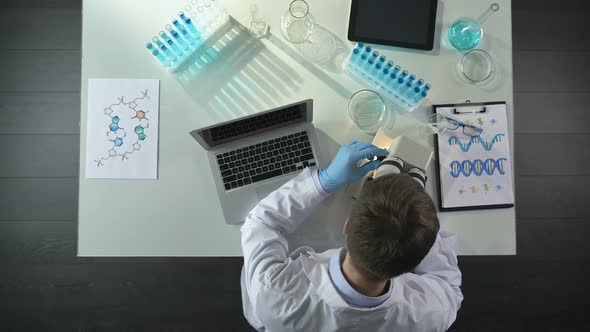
[344,43,432,112]
[145,0,230,73]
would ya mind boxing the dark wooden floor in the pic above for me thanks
[0,0,589,330]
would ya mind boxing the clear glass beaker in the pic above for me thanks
[458,49,495,84]
[280,0,315,44]
[448,3,500,51]
[348,90,388,135]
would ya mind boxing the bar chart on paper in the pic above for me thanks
[85,79,160,179]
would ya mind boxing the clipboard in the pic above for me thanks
[433,101,515,211]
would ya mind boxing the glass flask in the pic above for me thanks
[280,0,315,44]
[448,3,500,51]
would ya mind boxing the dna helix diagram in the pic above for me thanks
[448,133,505,152]
[450,158,507,178]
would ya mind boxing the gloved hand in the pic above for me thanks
[318,141,389,192]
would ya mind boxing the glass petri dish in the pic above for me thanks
[458,49,495,84]
[348,90,387,135]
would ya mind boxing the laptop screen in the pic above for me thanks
[193,100,311,149]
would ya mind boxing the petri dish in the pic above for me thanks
[458,49,495,84]
[348,90,387,135]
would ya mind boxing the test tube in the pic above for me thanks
[367,57,375,72]
[167,25,190,51]
[385,61,394,70]
[379,67,390,81]
[405,74,416,85]
[421,83,432,94]
[391,65,401,78]
[411,91,428,105]
[173,19,197,46]
[371,62,382,76]
[387,71,398,85]
[358,53,368,66]
[146,42,170,68]
[366,51,378,70]
[350,48,361,64]
[152,36,177,63]
[179,12,202,41]
[414,79,425,89]
[394,76,406,90]
[361,46,372,65]
[398,70,408,82]
[406,86,422,99]
[159,31,183,57]
[399,82,414,95]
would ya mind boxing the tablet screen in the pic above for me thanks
[348,0,437,50]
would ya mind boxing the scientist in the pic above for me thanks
[241,141,463,331]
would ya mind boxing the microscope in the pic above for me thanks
[348,128,433,199]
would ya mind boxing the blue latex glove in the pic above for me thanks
[318,141,389,192]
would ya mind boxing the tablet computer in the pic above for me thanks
[348,0,438,51]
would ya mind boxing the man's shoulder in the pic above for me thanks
[265,247,338,289]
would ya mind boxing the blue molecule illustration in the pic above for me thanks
[134,125,144,134]
[114,138,123,147]
[110,123,119,131]
[112,116,120,124]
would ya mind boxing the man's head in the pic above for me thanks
[344,173,439,281]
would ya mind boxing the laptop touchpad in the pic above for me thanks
[256,184,278,200]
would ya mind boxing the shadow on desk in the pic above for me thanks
[175,17,304,123]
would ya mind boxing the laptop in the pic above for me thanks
[190,99,322,225]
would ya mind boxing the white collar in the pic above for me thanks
[328,248,393,308]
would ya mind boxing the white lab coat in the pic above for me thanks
[241,168,463,332]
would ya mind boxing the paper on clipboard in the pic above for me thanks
[435,103,514,210]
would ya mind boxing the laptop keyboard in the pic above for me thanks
[216,131,317,191]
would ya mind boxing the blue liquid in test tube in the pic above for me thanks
[380,67,390,81]
[159,31,183,57]
[367,58,375,72]
[350,48,360,63]
[358,53,368,66]
[361,46,372,64]
[152,37,177,63]
[406,86,421,99]
[366,51,378,70]
[386,61,393,70]
[357,42,365,48]
[398,70,408,82]
[405,74,416,85]
[371,62,382,76]
[411,91,428,105]
[391,65,401,79]
[179,12,202,41]
[414,79,425,89]
[421,83,432,94]
[394,77,405,90]
[173,19,196,46]
[146,42,170,67]
[388,72,397,84]
[168,26,190,51]
[399,81,413,95]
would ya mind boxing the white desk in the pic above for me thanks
[78,0,515,256]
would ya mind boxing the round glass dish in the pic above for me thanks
[458,49,495,84]
[348,90,387,135]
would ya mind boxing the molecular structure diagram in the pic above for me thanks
[94,89,150,166]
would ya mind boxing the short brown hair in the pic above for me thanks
[347,174,439,280]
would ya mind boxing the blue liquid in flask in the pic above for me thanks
[448,19,482,50]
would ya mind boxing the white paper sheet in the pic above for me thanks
[436,104,514,209]
[85,79,160,179]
